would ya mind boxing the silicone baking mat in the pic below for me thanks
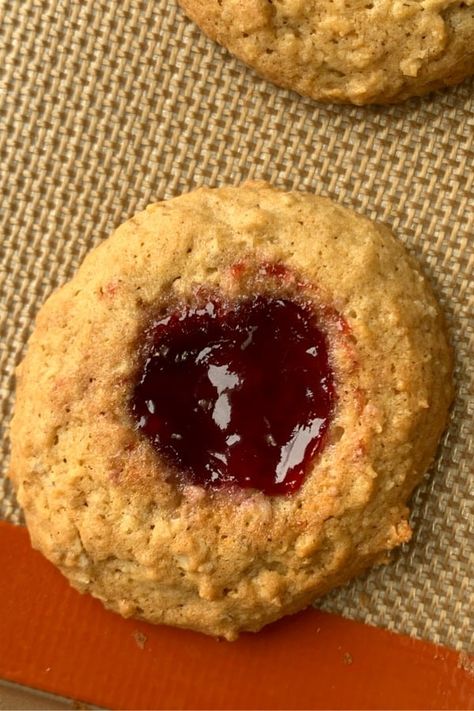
[0,0,472,654]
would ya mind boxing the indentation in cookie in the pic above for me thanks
[132,293,335,495]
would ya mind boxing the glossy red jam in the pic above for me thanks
[132,295,335,495]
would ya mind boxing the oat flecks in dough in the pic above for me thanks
[9,182,453,639]
[178,0,474,104]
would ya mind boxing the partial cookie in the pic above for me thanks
[178,0,474,104]
[10,182,453,639]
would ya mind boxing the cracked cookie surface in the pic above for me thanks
[10,182,453,638]
[178,0,474,103]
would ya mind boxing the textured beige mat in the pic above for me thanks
[0,0,472,653]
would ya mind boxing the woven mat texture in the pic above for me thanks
[0,0,472,653]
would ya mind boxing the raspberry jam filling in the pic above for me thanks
[132,295,335,495]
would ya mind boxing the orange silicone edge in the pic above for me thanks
[0,521,472,710]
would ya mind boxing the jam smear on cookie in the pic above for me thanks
[132,295,334,495]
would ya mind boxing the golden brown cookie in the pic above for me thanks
[178,0,474,104]
[10,182,453,639]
